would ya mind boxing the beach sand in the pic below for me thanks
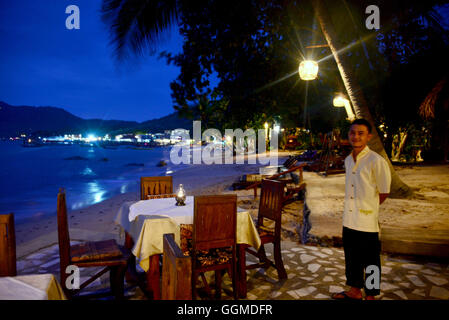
[15,153,449,259]
[305,164,449,240]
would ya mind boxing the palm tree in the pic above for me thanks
[419,77,449,162]
[102,0,444,198]
[311,0,413,197]
[101,0,179,60]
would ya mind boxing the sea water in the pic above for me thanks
[0,141,183,224]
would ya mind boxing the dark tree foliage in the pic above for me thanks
[162,0,346,132]
[161,0,448,135]
[102,0,448,138]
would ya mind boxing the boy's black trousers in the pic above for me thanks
[343,226,381,296]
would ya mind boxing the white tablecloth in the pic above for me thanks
[0,274,66,300]
[128,196,195,223]
[114,197,261,271]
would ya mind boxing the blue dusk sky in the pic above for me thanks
[0,0,183,122]
[1,2,448,122]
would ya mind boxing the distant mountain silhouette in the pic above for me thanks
[0,101,192,137]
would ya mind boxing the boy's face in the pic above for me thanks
[348,124,372,150]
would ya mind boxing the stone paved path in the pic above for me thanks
[15,240,449,300]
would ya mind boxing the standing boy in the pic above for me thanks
[332,118,391,300]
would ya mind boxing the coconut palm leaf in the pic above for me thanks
[419,77,447,120]
[101,0,179,59]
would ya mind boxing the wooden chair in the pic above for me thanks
[162,233,192,300]
[244,179,287,280]
[140,176,173,200]
[57,189,131,299]
[122,176,174,298]
[182,195,237,300]
[0,213,16,276]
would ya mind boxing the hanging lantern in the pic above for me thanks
[175,184,186,206]
[333,96,347,107]
[298,60,319,80]
[333,95,356,121]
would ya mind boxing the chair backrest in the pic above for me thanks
[57,188,71,283]
[283,156,298,168]
[0,213,17,276]
[258,179,284,230]
[162,233,192,300]
[193,195,237,252]
[140,176,173,200]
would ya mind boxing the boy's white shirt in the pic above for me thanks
[343,145,391,233]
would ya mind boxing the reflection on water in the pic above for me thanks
[70,181,106,210]
[81,167,95,176]
[90,181,106,204]
[120,183,129,194]
[0,143,186,223]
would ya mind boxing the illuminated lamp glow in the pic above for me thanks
[298,60,319,80]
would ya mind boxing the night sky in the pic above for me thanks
[1,2,448,123]
[0,0,183,122]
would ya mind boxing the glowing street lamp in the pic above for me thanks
[333,96,347,107]
[264,122,269,137]
[298,60,319,80]
[263,122,269,147]
[333,95,355,121]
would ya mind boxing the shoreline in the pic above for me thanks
[15,152,292,258]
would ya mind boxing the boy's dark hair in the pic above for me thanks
[350,118,372,133]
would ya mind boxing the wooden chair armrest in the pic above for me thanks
[162,233,192,300]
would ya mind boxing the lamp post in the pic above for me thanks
[264,122,269,151]
[333,95,355,121]
[298,60,319,80]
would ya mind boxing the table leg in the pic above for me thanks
[147,254,161,300]
[236,244,248,299]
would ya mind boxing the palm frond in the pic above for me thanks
[419,77,447,119]
[101,0,179,60]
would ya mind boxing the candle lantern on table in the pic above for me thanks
[175,184,186,206]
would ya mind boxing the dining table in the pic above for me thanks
[114,195,261,299]
[0,273,67,300]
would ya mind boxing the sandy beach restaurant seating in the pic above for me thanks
[57,188,131,299]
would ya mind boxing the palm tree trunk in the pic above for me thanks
[312,0,412,198]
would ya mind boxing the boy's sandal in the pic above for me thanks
[331,291,363,300]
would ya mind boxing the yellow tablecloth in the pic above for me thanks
[0,274,66,300]
[115,198,261,272]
